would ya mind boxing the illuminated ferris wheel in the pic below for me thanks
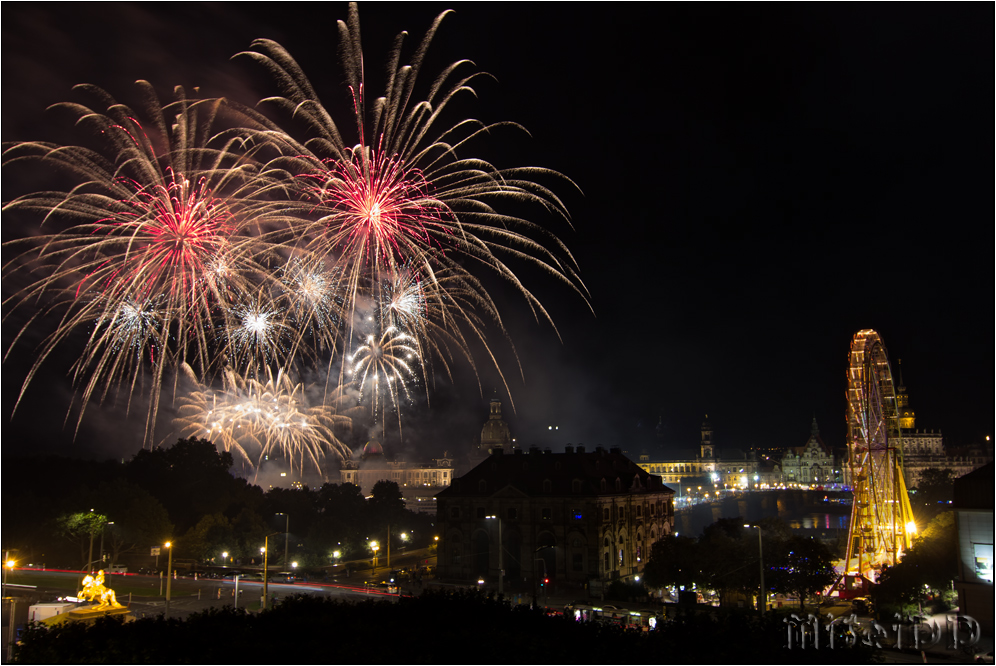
[843,329,916,580]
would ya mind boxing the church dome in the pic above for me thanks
[362,440,384,459]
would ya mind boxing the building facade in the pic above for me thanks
[781,418,841,486]
[340,441,454,512]
[435,445,674,588]
[636,416,766,493]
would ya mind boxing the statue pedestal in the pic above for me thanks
[45,605,132,625]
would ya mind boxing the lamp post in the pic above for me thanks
[222,551,229,566]
[369,541,380,569]
[744,524,765,615]
[486,515,503,595]
[99,521,114,567]
[276,513,289,568]
[3,553,14,601]
[164,541,173,618]
[261,532,280,610]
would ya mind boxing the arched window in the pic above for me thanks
[478,480,487,493]
[543,479,552,493]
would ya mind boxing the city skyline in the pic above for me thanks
[3,3,991,467]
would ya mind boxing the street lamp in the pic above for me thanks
[222,551,229,566]
[164,541,173,619]
[744,524,765,615]
[99,520,114,566]
[485,515,503,595]
[369,541,380,568]
[275,513,290,568]
[3,554,15,601]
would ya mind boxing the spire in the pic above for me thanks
[811,415,819,437]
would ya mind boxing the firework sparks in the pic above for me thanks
[277,255,346,356]
[177,364,352,475]
[3,6,589,454]
[2,82,273,439]
[235,3,591,407]
[347,325,420,436]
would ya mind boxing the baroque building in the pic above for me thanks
[636,416,764,493]
[893,369,992,489]
[435,445,674,590]
[340,441,454,513]
[781,417,841,486]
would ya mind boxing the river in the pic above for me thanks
[674,489,852,540]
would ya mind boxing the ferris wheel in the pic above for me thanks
[843,329,916,580]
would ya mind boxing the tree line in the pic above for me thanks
[641,517,837,609]
[3,438,433,572]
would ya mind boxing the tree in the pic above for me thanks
[56,510,109,569]
[125,437,237,534]
[182,513,235,561]
[698,518,756,606]
[87,478,173,564]
[771,535,836,609]
[642,534,701,594]
[873,511,958,616]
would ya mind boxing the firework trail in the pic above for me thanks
[177,364,352,476]
[2,82,275,439]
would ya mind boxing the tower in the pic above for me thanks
[895,359,915,430]
[480,398,512,453]
[700,415,714,459]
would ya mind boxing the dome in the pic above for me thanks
[481,399,511,452]
[362,440,384,459]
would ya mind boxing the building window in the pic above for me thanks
[478,480,487,493]
[619,507,625,520]
[572,479,582,493]
[572,510,583,521]
[603,507,610,521]
[542,508,552,521]
[636,505,642,518]
[543,479,552,493]
[604,552,610,571]
[600,479,607,492]
[650,503,656,516]
[615,478,622,491]
[507,508,517,520]
[572,553,583,572]
[476,507,485,519]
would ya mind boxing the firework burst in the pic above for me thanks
[2,82,274,438]
[346,325,420,436]
[235,3,591,408]
[177,364,352,476]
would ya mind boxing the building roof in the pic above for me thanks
[436,445,673,499]
[953,462,994,510]
[789,417,831,457]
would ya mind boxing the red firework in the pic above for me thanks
[300,147,451,270]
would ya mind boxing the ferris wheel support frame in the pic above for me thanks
[843,329,916,582]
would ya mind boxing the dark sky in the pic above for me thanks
[3,3,992,468]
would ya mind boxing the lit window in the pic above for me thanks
[975,544,994,583]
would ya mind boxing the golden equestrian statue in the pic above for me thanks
[78,570,124,609]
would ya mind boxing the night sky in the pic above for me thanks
[2,3,992,469]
